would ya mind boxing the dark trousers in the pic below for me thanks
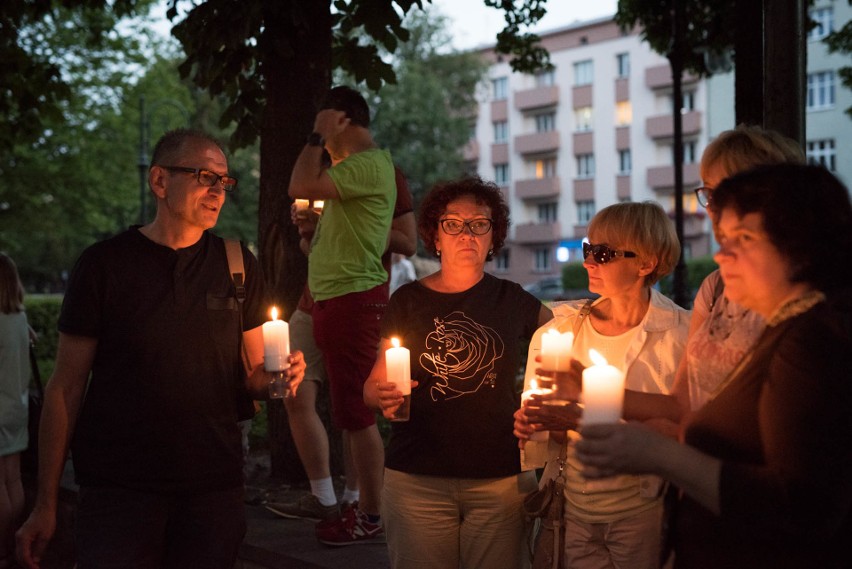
[75,485,246,569]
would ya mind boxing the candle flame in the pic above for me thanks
[270,306,279,321]
[589,348,608,366]
[546,328,559,337]
[391,337,400,348]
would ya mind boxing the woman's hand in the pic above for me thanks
[575,422,669,479]
[369,379,420,420]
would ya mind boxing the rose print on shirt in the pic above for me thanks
[420,311,504,401]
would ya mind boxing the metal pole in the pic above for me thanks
[138,95,149,226]
[669,0,689,308]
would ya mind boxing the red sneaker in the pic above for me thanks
[315,505,385,546]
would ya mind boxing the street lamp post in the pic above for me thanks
[137,95,190,225]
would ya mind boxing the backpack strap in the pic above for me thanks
[224,239,250,366]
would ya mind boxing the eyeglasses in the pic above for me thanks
[440,218,493,235]
[582,242,637,264]
[160,166,238,192]
[694,186,713,208]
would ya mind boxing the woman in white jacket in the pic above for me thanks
[516,201,690,569]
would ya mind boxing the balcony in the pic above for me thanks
[516,177,561,200]
[645,111,702,139]
[463,139,479,162]
[515,85,559,111]
[514,221,562,244]
[490,99,508,122]
[646,162,701,191]
[645,64,700,89]
[514,131,560,155]
[491,143,509,164]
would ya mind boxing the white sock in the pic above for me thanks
[342,487,360,505]
[309,477,337,506]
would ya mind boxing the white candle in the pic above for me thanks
[521,378,550,441]
[294,199,310,211]
[262,307,290,371]
[385,337,411,395]
[540,329,574,372]
[312,200,324,213]
[581,349,625,425]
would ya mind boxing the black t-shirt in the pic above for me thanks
[381,274,542,478]
[60,228,267,493]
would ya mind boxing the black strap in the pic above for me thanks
[224,239,250,366]
[29,342,43,398]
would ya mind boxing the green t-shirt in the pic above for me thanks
[308,148,395,301]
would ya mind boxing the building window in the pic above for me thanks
[807,71,835,110]
[576,154,595,179]
[671,142,698,164]
[577,200,595,224]
[534,247,552,272]
[495,163,510,185]
[492,77,508,100]
[574,106,593,132]
[574,60,593,86]
[618,149,631,174]
[535,112,556,133]
[535,68,555,87]
[616,53,630,78]
[671,91,695,113]
[538,202,558,223]
[809,7,834,41]
[807,139,836,171]
[535,157,557,179]
[615,101,632,126]
[494,249,510,271]
[493,120,508,143]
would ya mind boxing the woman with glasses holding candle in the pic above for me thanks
[363,176,552,569]
[515,201,689,569]
[576,164,852,568]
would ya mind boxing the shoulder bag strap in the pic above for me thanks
[29,342,44,397]
[224,239,250,366]
[572,299,594,339]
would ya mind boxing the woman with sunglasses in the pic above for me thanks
[363,176,552,569]
[516,201,689,569]
[576,164,852,568]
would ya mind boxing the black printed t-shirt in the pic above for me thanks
[381,273,542,479]
[59,228,267,493]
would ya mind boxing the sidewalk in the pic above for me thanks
[236,452,390,569]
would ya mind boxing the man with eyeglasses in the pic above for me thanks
[16,128,306,569]
[288,86,395,545]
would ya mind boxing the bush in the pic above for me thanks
[24,294,62,381]
[561,262,587,290]
[658,256,718,304]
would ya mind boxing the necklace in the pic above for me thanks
[767,290,826,327]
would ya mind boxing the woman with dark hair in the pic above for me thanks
[576,164,852,568]
[0,254,30,568]
[364,176,552,568]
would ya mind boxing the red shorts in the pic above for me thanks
[312,285,388,430]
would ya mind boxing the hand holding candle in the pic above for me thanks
[580,349,625,425]
[385,337,411,421]
[540,329,575,403]
[263,307,291,399]
[294,199,310,212]
[521,378,551,441]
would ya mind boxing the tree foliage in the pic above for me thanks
[825,3,852,118]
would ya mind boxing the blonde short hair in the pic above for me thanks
[587,201,680,286]
[700,124,805,181]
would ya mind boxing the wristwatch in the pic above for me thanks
[306,132,325,147]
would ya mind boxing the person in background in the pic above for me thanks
[365,176,552,569]
[15,129,305,569]
[576,164,852,568]
[288,86,395,545]
[515,202,689,569]
[266,165,415,526]
[389,253,416,296]
[0,254,30,569]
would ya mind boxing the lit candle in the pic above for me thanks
[581,349,625,425]
[312,200,324,213]
[521,378,551,441]
[385,337,410,393]
[262,307,290,371]
[541,329,573,372]
[294,199,310,211]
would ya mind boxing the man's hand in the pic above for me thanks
[313,109,349,141]
[16,506,57,569]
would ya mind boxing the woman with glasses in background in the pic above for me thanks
[364,176,552,569]
[515,201,689,569]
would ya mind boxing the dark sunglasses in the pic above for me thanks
[583,242,637,264]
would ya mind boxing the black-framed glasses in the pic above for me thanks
[582,242,637,264]
[694,186,713,208]
[440,218,493,235]
[160,165,238,192]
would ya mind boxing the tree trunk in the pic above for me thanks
[259,0,342,482]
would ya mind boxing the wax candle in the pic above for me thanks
[521,378,551,441]
[313,200,325,213]
[385,337,411,394]
[541,329,574,372]
[581,349,625,425]
[262,307,290,371]
[294,199,310,211]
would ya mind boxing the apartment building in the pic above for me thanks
[469,7,850,288]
